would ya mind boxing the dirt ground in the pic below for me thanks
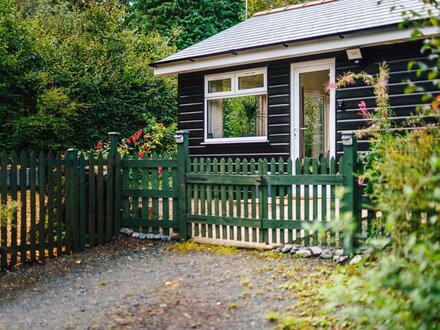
[0,236,336,330]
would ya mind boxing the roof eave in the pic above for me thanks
[153,25,439,76]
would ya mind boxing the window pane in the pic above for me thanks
[207,95,267,139]
[238,74,264,90]
[208,78,231,93]
[299,69,330,159]
[303,95,326,158]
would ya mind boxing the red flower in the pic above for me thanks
[138,152,144,159]
[126,138,131,145]
[96,140,103,151]
[144,145,149,151]
[158,167,163,174]
[432,95,440,111]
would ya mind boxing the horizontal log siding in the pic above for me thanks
[335,41,439,155]
[178,62,292,159]
[178,41,438,159]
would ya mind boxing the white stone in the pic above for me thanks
[319,248,334,259]
[349,255,363,265]
[308,246,323,256]
[120,227,134,236]
[337,255,349,264]
[334,249,344,256]
[131,232,141,238]
[295,249,312,258]
[281,244,293,253]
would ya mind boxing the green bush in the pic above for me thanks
[0,0,178,152]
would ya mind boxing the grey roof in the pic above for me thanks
[154,0,430,66]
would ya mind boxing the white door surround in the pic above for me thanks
[290,59,336,162]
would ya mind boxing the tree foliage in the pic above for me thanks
[127,0,244,50]
[248,0,308,15]
[0,0,177,152]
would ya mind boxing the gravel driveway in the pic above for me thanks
[0,237,335,330]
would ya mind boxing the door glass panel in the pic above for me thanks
[299,70,330,159]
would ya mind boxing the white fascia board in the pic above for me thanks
[154,26,439,76]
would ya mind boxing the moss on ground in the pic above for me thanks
[167,241,240,255]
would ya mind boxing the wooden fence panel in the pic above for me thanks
[0,132,122,271]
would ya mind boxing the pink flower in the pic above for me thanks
[158,167,163,174]
[358,177,365,185]
[358,100,370,119]
[325,81,337,92]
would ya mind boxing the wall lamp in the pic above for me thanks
[346,48,363,64]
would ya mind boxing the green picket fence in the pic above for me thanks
[184,134,363,249]
[1,130,370,271]
[0,133,121,271]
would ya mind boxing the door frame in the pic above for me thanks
[290,59,336,163]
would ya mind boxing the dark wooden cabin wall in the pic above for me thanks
[178,61,293,159]
[178,41,438,159]
[335,41,439,155]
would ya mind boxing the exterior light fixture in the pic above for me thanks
[346,48,363,62]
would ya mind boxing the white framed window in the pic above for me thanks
[204,68,268,144]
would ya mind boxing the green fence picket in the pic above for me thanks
[162,154,170,237]
[20,151,28,263]
[47,152,55,258]
[235,158,242,241]
[321,156,328,246]
[0,151,8,269]
[304,158,310,246]
[79,155,86,250]
[206,158,212,238]
[55,152,63,255]
[38,151,46,261]
[97,153,104,245]
[250,159,257,242]
[295,158,301,245]
[29,152,37,262]
[10,151,18,266]
[88,154,96,247]
[312,158,319,245]
[286,158,293,243]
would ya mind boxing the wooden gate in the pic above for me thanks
[183,134,364,251]
[120,132,188,238]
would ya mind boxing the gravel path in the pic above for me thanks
[0,237,335,330]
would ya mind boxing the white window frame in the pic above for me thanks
[204,68,268,144]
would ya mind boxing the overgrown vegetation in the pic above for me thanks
[323,2,439,329]
[127,0,244,50]
[1,0,177,152]
[268,1,440,329]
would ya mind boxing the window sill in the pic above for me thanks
[202,137,269,145]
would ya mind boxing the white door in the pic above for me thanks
[291,59,336,163]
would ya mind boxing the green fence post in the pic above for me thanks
[108,132,121,237]
[176,130,190,241]
[65,149,77,254]
[341,134,360,254]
